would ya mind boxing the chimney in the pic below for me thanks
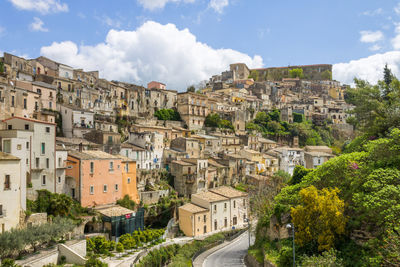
[79,142,83,152]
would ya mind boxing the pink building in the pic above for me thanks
[66,150,123,207]
[147,81,166,90]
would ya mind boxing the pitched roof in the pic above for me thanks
[179,203,208,213]
[4,116,56,126]
[0,152,20,161]
[96,205,135,217]
[192,191,228,202]
[68,150,120,160]
[171,160,195,166]
[210,186,248,198]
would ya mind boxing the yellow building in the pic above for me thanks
[120,156,139,203]
[178,203,210,237]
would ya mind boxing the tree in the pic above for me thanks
[117,195,136,210]
[289,68,304,79]
[187,85,195,92]
[204,113,221,128]
[0,62,4,73]
[383,64,393,89]
[289,165,313,185]
[291,186,346,252]
[248,70,259,81]
[293,112,304,123]
[321,70,332,80]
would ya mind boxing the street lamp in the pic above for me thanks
[286,223,295,267]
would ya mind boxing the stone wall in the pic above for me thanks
[25,213,47,227]
[140,189,169,205]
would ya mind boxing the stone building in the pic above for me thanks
[177,92,208,130]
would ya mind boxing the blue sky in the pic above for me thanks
[1,0,400,89]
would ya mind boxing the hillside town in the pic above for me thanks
[0,52,355,266]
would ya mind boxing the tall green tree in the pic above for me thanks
[289,68,304,79]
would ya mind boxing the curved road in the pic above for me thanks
[203,230,254,267]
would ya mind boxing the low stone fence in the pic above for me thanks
[191,229,246,265]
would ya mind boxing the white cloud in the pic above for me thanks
[395,3,400,15]
[8,0,68,14]
[209,0,229,13]
[29,17,48,32]
[40,21,263,90]
[360,30,384,43]
[333,51,400,85]
[137,0,195,11]
[392,23,400,49]
[361,8,383,16]
[369,44,382,51]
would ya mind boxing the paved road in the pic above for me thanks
[203,230,254,267]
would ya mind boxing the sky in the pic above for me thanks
[1,0,400,90]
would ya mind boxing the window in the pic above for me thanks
[0,205,2,216]
[204,225,207,234]
[90,186,94,195]
[90,162,94,173]
[3,140,10,153]
[42,175,46,185]
[71,188,75,198]
[127,178,131,184]
[125,163,129,172]
[109,161,114,172]
[243,199,246,207]
[214,204,217,211]
[115,184,119,191]
[214,220,217,230]
[45,127,50,133]
[58,158,61,168]
[36,157,39,168]
[23,99,27,109]
[198,216,200,222]
[58,177,61,183]
[224,218,227,227]
[233,200,236,209]
[26,141,29,149]
[224,203,227,209]
[11,96,14,107]
[4,175,10,190]
[103,184,108,192]
[203,215,206,222]
[41,143,45,154]
[233,216,237,225]
[26,158,28,165]
[25,124,29,130]
[46,158,49,168]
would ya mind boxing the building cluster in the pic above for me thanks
[0,52,349,236]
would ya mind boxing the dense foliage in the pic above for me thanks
[246,110,335,146]
[87,229,165,256]
[154,109,181,121]
[27,190,90,219]
[136,230,239,267]
[252,69,400,266]
[0,217,76,259]
[289,68,304,79]
[204,113,234,131]
[116,195,137,210]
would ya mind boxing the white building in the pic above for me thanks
[59,104,94,138]
[55,147,68,194]
[191,191,231,232]
[269,147,304,175]
[0,152,22,233]
[0,131,30,210]
[58,64,74,79]
[126,132,164,169]
[210,186,248,228]
[3,117,57,197]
